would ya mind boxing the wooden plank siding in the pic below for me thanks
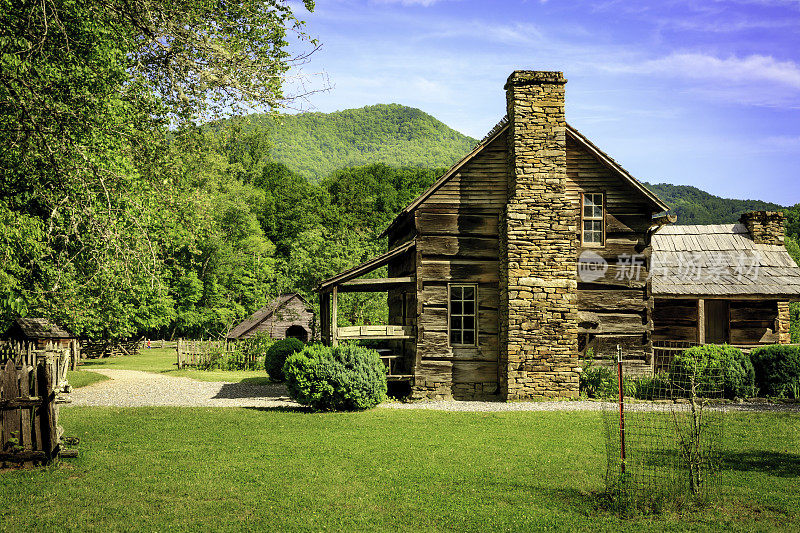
[729,299,780,345]
[385,128,666,392]
[567,135,656,372]
[420,134,508,209]
[653,298,782,345]
[407,131,506,398]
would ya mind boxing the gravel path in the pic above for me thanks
[67,369,800,413]
[68,369,298,408]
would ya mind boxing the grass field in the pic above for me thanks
[79,348,271,385]
[1,408,798,531]
[66,370,109,389]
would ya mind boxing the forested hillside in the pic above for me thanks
[3,0,799,345]
[644,182,785,224]
[229,104,477,180]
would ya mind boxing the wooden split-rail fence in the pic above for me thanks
[0,341,77,393]
[176,339,240,369]
[0,360,61,465]
[81,339,140,359]
[140,339,178,350]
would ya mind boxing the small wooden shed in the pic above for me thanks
[3,318,76,349]
[651,215,800,369]
[226,293,314,342]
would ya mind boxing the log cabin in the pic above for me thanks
[316,70,800,400]
[227,293,314,343]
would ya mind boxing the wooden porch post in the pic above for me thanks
[697,299,706,344]
[320,292,329,345]
[331,285,339,347]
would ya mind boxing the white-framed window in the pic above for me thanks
[582,192,604,246]
[449,284,477,346]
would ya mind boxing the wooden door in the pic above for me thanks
[704,300,729,344]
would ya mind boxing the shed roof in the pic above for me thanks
[651,224,800,297]
[226,293,311,339]
[10,318,73,339]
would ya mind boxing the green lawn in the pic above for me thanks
[1,408,797,532]
[79,348,271,385]
[66,370,109,389]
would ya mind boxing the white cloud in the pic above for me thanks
[634,53,800,88]
[373,0,447,6]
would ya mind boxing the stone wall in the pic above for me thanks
[740,211,785,245]
[778,301,791,344]
[499,71,580,399]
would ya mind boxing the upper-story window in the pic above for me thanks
[449,284,477,346]
[582,192,604,246]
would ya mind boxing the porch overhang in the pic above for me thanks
[316,239,416,293]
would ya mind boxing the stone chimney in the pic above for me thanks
[739,211,785,245]
[499,71,579,399]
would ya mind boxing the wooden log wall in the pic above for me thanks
[566,135,655,374]
[0,360,60,466]
[729,299,780,345]
[236,298,314,341]
[407,133,507,399]
[653,298,699,343]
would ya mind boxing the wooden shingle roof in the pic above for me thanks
[651,224,800,297]
[10,318,73,339]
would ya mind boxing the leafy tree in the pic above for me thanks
[0,0,316,338]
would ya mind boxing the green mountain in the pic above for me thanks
[242,104,478,180]
[643,182,787,225]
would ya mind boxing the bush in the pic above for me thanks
[580,360,636,399]
[283,343,387,411]
[670,344,754,399]
[750,344,800,398]
[235,332,273,370]
[265,337,304,381]
[633,373,670,401]
[580,363,615,398]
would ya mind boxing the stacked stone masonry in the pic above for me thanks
[500,71,580,400]
[778,301,791,345]
[740,211,785,246]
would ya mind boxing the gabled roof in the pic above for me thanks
[8,318,73,339]
[380,117,669,238]
[379,122,510,238]
[566,124,668,212]
[226,293,311,339]
[651,224,800,297]
[317,239,416,292]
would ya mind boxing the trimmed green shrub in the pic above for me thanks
[265,337,304,381]
[283,343,387,411]
[750,344,800,398]
[670,344,754,399]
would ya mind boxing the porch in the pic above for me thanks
[317,240,417,382]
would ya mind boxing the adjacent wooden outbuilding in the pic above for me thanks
[316,70,800,401]
[650,215,800,370]
[3,318,75,349]
[226,293,314,342]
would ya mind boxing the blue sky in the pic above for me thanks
[285,0,800,205]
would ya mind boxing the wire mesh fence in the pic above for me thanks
[603,348,725,513]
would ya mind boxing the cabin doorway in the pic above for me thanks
[704,300,729,344]
[285,325,309,343]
